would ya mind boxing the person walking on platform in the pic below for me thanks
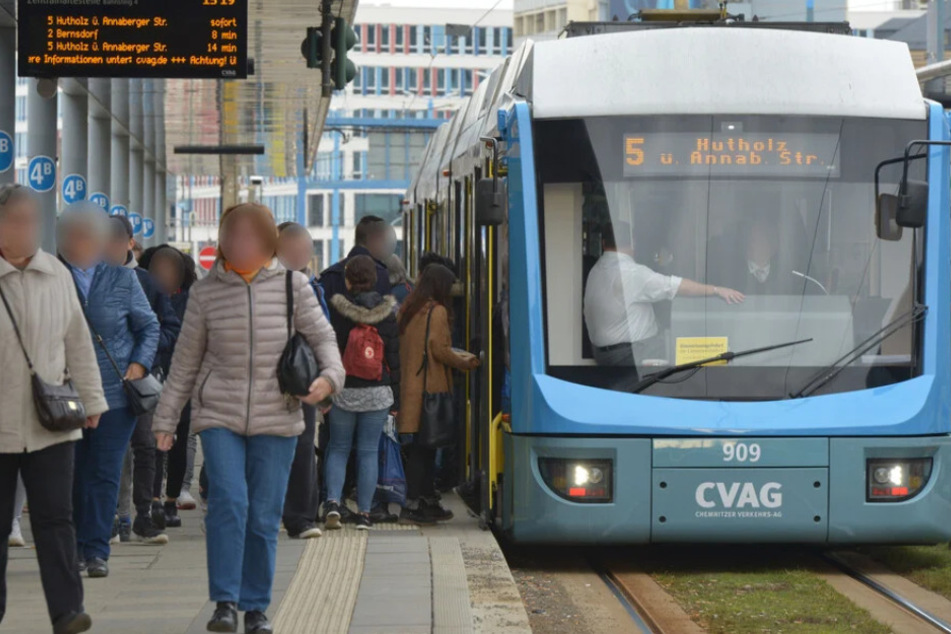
[0,186,108,634]
[147,246,197,529]
[153,204,344,634]
[276,223,326,539]
[324,255,400,531]
[397,264,480,525]
[106,216,178,545]
[59,203,160,580]
[319,215,392,303]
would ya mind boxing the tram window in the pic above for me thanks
[535,115,926,399]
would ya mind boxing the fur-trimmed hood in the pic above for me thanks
[330,292,397,325]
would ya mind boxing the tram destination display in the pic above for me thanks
[18,0,248,79]
[623,131,841,178]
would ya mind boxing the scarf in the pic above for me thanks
[223,259,267,284]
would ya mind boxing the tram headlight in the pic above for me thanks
[538,458,613,503]
[866,458,932,502]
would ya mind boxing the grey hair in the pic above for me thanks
[57,202,110,247]
[0,184,34,214]
[385,253,409,286]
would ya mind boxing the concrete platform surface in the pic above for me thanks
[2,492,530,634]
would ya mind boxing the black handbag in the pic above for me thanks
[91,331,163,416]
[416,307,455,449]
[0,286,86,432]
[278,270,320,397]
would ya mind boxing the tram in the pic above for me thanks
[403,17,951,543]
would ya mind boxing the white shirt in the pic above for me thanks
[583,251,683,347]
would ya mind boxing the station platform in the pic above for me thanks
[3,493,531,634]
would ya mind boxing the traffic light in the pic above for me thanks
[331,17,357,90]
[300,27,321,69]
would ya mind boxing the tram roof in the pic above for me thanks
[527,28,926,121]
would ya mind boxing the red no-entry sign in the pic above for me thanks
[198,246,217,271]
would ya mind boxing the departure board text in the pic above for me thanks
[622,132,840,178]
[18,0,248,79]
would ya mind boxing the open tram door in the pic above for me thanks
[464,143,509,528]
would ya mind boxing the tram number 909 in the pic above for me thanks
[723,442,761,463]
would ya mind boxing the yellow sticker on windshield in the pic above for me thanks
[675,337,729,366]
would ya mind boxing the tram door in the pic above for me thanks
[465,168,498,523]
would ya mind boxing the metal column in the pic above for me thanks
[27,79,58,252]
[61,79,89,203]
[153,81,168,244]
[0,28,15,186]
[111,79,130,215]
[129,78,144,233]
[142,80,155,245]
[87,79,112,210]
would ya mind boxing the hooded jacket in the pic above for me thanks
[152,259,345,438]
[329,291,400,407]
[0,250,109,453]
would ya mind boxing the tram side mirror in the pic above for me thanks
[475,178,506,226]
[877,180,927,240]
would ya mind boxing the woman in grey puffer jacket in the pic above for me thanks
[153,203,344,634]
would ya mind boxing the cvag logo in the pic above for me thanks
[695,482,782,509]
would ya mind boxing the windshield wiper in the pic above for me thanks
[789,304,928,399]
[631,338,813,394]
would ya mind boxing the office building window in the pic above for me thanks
[410,25,418,49]
[381,68,390,90]
[463,69,473,95]
[353,151,363,178]
[478,26,487,53]
[313,240,325,273]
[423,69,431,90]
[437,68,445,91]
[396,24,404,47]
[365,67,376,90]
[355,193,402,225]
[381,24,390,48]
[365,23,375,47]
[423,26,431,53]
[308,194,324,227]
[409,67,418,91]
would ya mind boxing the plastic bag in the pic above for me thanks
[375,418,407,506]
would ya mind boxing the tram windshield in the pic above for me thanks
[536,115,927,400]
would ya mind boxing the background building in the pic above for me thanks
[176,1,513,272]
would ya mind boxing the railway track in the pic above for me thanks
[822,552,951,634]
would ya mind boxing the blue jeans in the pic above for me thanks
[73,407,137,561]
[325,407,387,513]
[201,428,296,612]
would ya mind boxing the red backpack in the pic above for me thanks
[342,324,385,381]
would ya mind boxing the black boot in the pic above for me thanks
[151,500,167,530]
[164,501,182,528]
[244,610,273,633]
[53,611,92,634]
[207,602,238,633]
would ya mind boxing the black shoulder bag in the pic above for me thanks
[417,306,454,449]
[0,286,86,431]
[278,270,320,397]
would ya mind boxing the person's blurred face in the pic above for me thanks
[105,234,133,266]
[223,215,270,270]
[0,196,40,260]
[747,225,774,267]
[150,254,181,295]
[367,229,390,261]
[277,233,313,272]
[60,222,103,269]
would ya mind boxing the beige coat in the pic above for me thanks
[398,303,475,434]
[153,259,345,438]
[0,250,108,453]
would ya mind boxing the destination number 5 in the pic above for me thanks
[723,442,761,463]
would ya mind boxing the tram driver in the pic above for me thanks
[583,220,745,367]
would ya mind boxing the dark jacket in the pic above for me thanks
[132,266,181,373]
[70,262,161,410]
[155,288,190,376]
[319,246,391,303]
[391,280,412,305]
[329,291,400,407]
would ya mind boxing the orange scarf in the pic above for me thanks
[223,259,267,283]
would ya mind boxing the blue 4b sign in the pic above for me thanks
[89,192,110,211]
[0,131,13,174]
[62,174,87,204]
[142,218,155,239]
[128,212,143,235]
[110,205,128,217]
[27,156,55,193]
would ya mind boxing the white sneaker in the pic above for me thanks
[298,526,322,539]
[177,490,197,510]
[8,520,25,548]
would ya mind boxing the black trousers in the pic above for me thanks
[0,442,84,626]
[131,413,156,516]
[404,442,436,502]
[154,403,191,500]
[282,404,320,533]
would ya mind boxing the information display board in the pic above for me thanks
[18,0,248,79]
